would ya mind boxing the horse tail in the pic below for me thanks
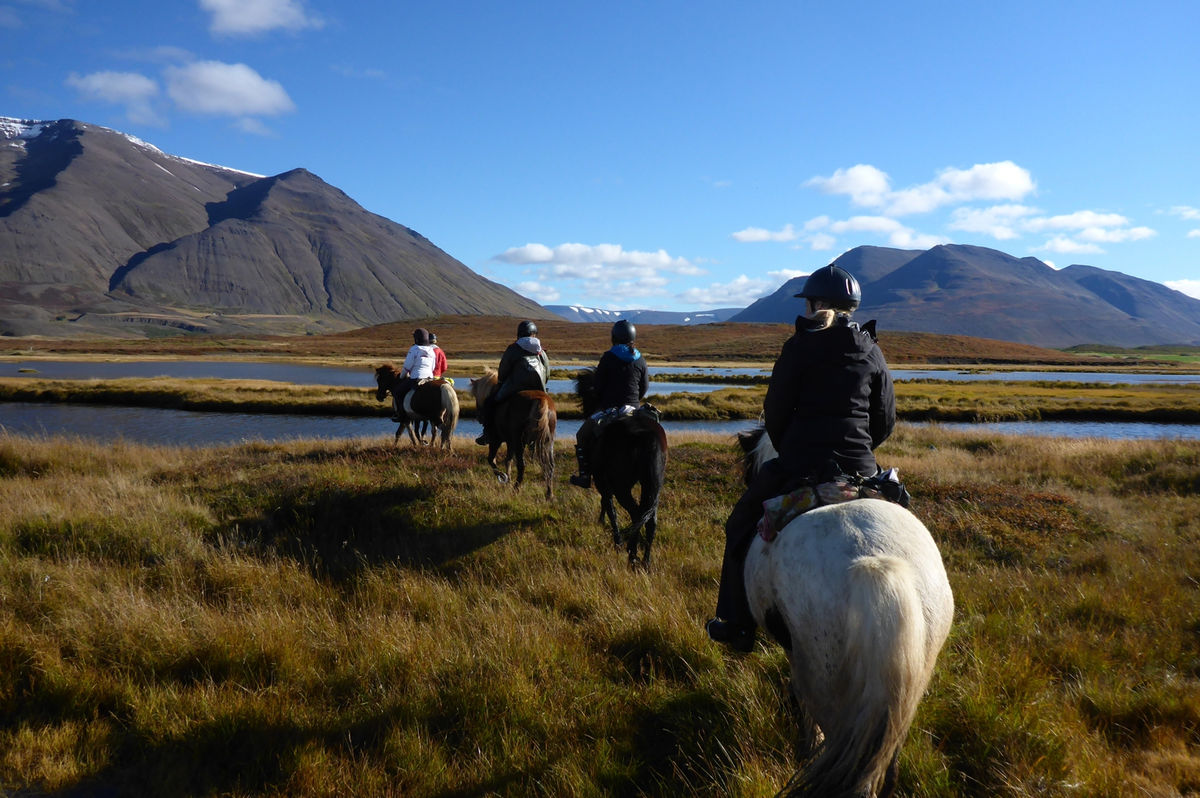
[441,382,459,440]
[524,393,557,462]
[784,554,928,797]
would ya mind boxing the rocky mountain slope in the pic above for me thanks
[0,117,549,337]
[733,244,1200,347]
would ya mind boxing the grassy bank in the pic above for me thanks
[4,375,1200,424]
[1,428,1198,796]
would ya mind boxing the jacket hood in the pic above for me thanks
[517,336,544,354]
[608,343,642,362]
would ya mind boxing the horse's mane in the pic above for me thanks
[574,367,600,416]
[737,424,776,487]
[376,362,403,380]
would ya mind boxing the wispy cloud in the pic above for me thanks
[65,70,162,125]
[199,0,323,35]
[676,274,776,308]
[731,223,797,242]
[495,242,704,307]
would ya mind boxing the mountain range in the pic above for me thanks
[3,117,1198,348]
[0,117,549,337]
[733,244,1200,348]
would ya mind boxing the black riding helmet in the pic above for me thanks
[517,320,538,338]
[611,319,636,345]
[795,264,862,311]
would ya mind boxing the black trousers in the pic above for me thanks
[714,458,794,627]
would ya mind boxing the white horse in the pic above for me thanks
[739,429,954,797]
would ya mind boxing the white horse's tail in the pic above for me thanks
[785,554,929,797]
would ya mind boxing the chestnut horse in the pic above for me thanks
[575,368,668,568]
[374,364,459,449]
[737,427,954,797]
[469,369,557,499]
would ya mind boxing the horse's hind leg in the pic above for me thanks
[600,494,621,547]
[878,752,900,798]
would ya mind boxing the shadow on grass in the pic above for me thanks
[223,483,522,580]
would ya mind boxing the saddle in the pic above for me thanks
[756,468,911,542]
[586,402,661,438]
[400,377,451,420]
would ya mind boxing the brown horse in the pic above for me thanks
[575,368,668,567]
[469,369,556,499]
[374,364,459,449]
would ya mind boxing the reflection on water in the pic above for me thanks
[6,359,1197,386]
[1,403,1198,448]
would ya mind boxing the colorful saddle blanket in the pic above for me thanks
[757,468,910,542]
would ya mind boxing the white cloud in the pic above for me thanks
[234,117,275,136]
[1166,279,1200,300]
[1188,230,1200,239]
[1076,225,1156,243]
[1169,206,1200,221]
[808,233,836,250]
[829,215,907,235]
[495,242,704,306]
[948,204,1038,240]
[515,281,561,304]
[676,274,775,307]
[731,223,797,242]
[767,269,809,283]
[65,70,162,125]
[805,164,891,208]
[1039,236,1104,255]
[200,0,323,35]
[806,160,1036,217]
[165,61,295,116]
[1024,210,1131,232]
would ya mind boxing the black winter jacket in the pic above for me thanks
[592,345,648,410]
[763,313,895,478]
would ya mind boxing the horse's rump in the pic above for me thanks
[407,378,457,422]
[746,499,953,797]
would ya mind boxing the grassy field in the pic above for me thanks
[9,314,1196,369]
[1,427,1198,796]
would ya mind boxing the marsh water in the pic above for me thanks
[2,359,1198,447]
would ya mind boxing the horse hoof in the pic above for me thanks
[495,473,509,484]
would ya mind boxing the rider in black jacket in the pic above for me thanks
[568,319,648,489]
[707,264,896,652]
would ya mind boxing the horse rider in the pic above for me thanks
[429,332,448,378]
[706,264,896,652]
[568,319,649,489]
[475,320,550,445]
[392,327,438,421]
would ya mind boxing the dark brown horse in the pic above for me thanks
[575,368,668,567]
[374,364,459,449]
[469,369,556,499]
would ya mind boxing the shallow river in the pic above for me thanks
[1,402,1197,448]
[1,360,1197,447]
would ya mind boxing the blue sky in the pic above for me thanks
[4,0,1200,309]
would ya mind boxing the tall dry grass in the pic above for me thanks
[0,427,1198,796]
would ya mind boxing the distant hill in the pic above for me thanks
[0,117,550,337]
[732,244,1200,348]
[545,305,742,325]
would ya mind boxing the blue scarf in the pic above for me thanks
[609,343,641,362]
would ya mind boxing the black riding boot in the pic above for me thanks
[475,396,495,445]
[569,444,591,489]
